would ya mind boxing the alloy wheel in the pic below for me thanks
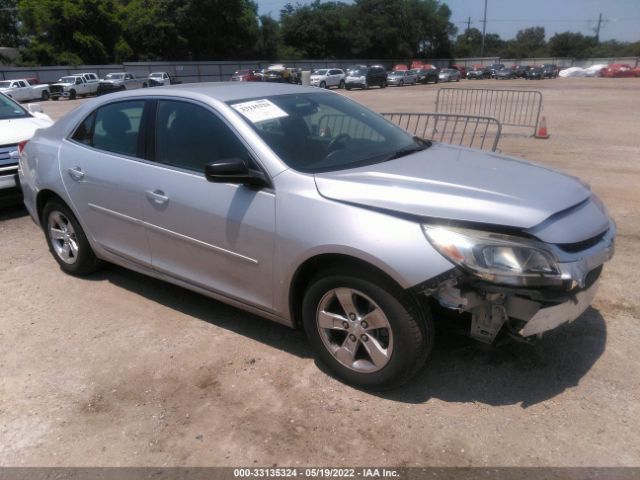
[48,211,79,265]
[316,288,393,373]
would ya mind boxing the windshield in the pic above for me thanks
[59,76,76,83]
[0,93,29,120]
[0,81,13,88]
[228,93,425,173]
[351,69,368,76]
[150,73,163,78]
[105,73,125,80]
[313,69,328,75]
[389,71,404,76]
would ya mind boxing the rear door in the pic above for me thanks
[59,99,152,266]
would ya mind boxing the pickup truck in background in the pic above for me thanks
[148,72,181,86]
[0,79,51,101]
[49,75,98,100]
[97,72,148,95]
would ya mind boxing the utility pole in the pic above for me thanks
[480,0,488,58]
[595,13,603,43]
[466,16,471,33]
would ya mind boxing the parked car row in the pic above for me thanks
[0,71,181,102]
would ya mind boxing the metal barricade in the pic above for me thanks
[435,88,542,136]
[382,112,502,151]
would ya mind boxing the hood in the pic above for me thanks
[0,114,53,145]
[314,143,595,237]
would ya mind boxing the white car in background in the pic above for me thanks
[0,93,53,199]
[310,68,346,89]
[0,79,51,102]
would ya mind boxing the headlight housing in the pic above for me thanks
[422,225,561,286]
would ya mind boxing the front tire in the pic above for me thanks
[43,200,101,276]
[320,81,326,89]
[69,89,76,100]
[302,268,432,390]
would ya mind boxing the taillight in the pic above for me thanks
[17,140,28,155]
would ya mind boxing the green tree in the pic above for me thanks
[280,1,356,58]
[350,0,455,59]
[19,0,121,64]
[547,31,596,58]
[503,26,546,58]
[0,0,20,47]
[256,14,281,59]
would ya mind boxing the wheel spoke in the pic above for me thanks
[334,335,359,365]
[68,238,79,257]
[50,228,65,240]
[361,335,390,368]
[361,307,388,330]
[335,288,357,317]
[60,243,71,261]
[318,310,348,330]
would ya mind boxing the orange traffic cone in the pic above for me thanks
[535,116,550,139]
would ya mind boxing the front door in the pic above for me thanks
[141,99,276,311]
[59,99,152,266]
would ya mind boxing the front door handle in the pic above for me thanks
[67,167,84,181]
[146,189,169,205]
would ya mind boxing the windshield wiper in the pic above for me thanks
[380,137,432,162]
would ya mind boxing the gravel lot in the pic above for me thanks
[1,78,639,467]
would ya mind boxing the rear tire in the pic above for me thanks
[41,90,50,101]
[302,267,433,390]
[339,80,345,89]
[42,200,101,276]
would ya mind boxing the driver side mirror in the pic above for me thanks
[204,158,270,188]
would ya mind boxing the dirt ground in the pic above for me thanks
[1,78,639,467]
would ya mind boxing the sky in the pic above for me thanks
[256,0,640,42]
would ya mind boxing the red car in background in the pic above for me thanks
[601,64,635,78]
[231,69,261,82]
[634,67,640,77]
[392,64,409,71]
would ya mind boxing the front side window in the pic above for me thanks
[155,100,248,173]
[88,100,145,157]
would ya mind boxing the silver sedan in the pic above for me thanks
[19,83,615,389]
[438,68,461,82]
[386,70,417,86]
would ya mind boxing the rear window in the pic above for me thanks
[72,100,145,157]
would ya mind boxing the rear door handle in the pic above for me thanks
[67,167,84,181]
[146,189,169,205]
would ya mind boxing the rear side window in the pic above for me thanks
[90,100,145,157]
[155,100,248,173]
[71,112,95,145]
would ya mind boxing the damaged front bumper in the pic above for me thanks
[420,222,615,343]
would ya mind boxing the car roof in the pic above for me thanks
[97,81,324,103]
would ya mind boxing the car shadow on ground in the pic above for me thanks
[0,202,28,220]
[381,307,607,408]
[95,264,606,409]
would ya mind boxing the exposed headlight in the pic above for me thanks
[422,225,560,286]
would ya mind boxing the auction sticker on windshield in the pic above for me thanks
[231,99,288,123]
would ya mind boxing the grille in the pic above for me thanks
[557,230,607,253]
[0,144,18,176]
[49,85,63,94]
